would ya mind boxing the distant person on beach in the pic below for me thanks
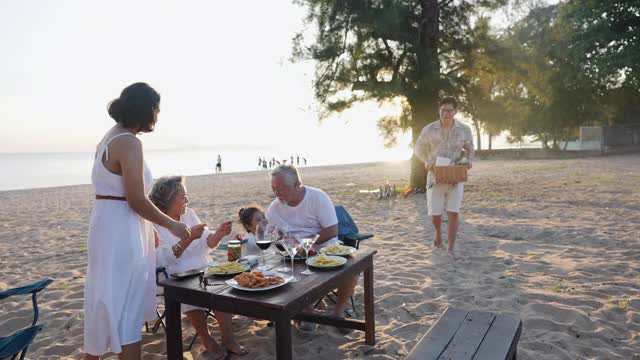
[257,156,262,170]
[84,83,191,360]
[296,155,300,165]
[150,176,247,359]
[303,157,307,166]
[265,165,357,333]
[216,154,222,174]
[414,96,474,259]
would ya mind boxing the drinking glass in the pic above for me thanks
[300,234,319,275]
[281,236,301,282]
[255,221,272,271]
[274,229,291,272]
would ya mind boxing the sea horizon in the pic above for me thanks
[0,140,542,192]
[0,146,411,192]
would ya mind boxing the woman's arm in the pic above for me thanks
[114,135,190,240]
[207,221,232,248]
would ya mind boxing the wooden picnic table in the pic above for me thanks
[159,248,377,360]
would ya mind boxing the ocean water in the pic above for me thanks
[0,148,313,191]
[0,149,408,191]
[0,136,540,191]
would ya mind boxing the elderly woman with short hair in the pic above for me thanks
[150,176,247,359]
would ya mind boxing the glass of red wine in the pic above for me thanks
[255,221,273,271]
[274,229,291,272]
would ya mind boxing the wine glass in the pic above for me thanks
[255,221,272,271]
[274,229,291,272]
[300,234,320,275]
[281,236,301,282]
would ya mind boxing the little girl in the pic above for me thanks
[235,205,264,256]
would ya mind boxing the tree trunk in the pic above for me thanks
[472,119,482,151]
[488,131,493,150]
[410,108,430,190]
[409,0,441,190]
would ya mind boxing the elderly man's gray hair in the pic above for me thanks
[149,175,185,214]
[270,165,301,186]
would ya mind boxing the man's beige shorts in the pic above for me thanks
[427,182,464,216]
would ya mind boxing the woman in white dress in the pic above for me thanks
[151,176,247,359]
[84,83,191,360]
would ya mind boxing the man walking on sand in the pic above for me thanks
[414,97,474,258]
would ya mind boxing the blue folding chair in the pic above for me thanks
[335,205,374,249]
[0,279,53,360]
[315,206,374,317]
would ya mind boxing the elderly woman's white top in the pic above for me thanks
[155,208,213,274]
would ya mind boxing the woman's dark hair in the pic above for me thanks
[238,205,263,232]
[108,82,160,133]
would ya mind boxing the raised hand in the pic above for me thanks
[216,221,233,237]
[190,223,207,240]
[169,221,191,242]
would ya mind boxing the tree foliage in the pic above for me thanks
[292,0,509,187]
[292,0,640,178]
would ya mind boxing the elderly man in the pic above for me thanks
[414,97,474,259]
[266,165,358,332]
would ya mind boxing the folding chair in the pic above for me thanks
[316,206,374,317]
[0,279,53,360]
[148,266,213,351]
[335,205,374,249]
[145,267,169,334]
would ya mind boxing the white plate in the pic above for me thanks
[306,255,348,268]
[207,262,250,276]
[320,245,357,257]
[225,271,293,291]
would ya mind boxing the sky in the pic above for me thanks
[0,0,415,164]
[0,1,556,162]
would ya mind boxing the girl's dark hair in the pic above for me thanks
[238,205,263,232]
[108,82,160,133]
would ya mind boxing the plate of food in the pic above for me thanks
[306,253,347,269]
[320,243,357,257]
[226,271,292,291]
[207,261,250,276]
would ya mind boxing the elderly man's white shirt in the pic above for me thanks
[265,186,339,248]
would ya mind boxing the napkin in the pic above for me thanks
[435,156,451,166]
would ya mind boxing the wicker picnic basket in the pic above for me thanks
[433,165,468,184]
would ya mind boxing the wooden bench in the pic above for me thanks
[406,307,522,360]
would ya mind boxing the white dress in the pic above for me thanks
[83,132,156,355]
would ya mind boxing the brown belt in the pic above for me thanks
[96,195,127,201]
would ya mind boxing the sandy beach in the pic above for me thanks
[1,154,639,359]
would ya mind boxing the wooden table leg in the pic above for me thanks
[275,315,293,360]
[364,259,375,345]
[164,292,183,360]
